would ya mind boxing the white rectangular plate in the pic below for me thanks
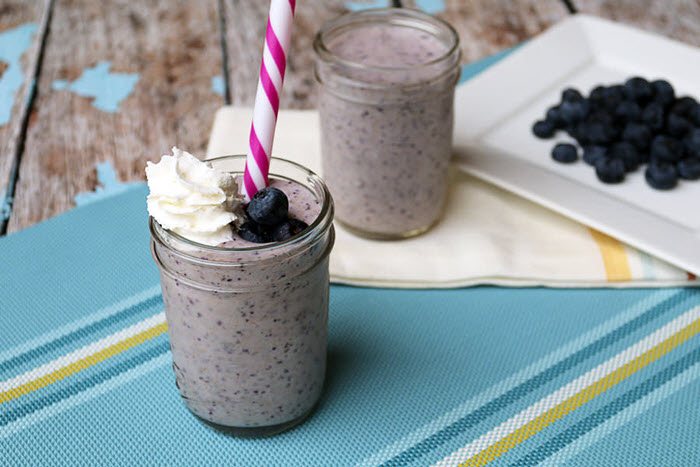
[454,14,700,277]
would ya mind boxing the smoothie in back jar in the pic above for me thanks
[314,8,461,239]
[148,150,334,437]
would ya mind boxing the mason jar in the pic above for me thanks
[314,8,461,239]
[150,155,335,437]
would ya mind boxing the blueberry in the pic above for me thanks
[684,128,700,156]
[650,135,684,162]
[689,103,700,126]
[640,102,665,131]
[603,85,625,102]
[532,120,556,138]
[601,87,624,112]
[580,121,612,145]
[238,221,272,243]
[562,88,584,102]
[666,114,692,137]
[677,158,700,180]
[622,122,652,150]
[568,123,590,145]
[246,187,289,226]
[272,218,309,241]
[546,106,565,128]
[651,79,675,106]
[595,158,626,184]
[637,150,651,165]
[609,141,640,171]
[624,77,653,102]
[551,143,578,163]
[588,109,616,127]
[589,85,607,104]
[670,96,698,117]
[645,162,678,190]
[583,145,607,166]
[560,99,590,125]
[685,145,700,159]
[614,100,641,122]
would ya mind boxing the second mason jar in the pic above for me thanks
[314,8,461,239]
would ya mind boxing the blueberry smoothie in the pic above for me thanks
[149,153,334,436]
[315,9,461,238]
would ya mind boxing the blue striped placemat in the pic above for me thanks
[2,51,699,466]
[1,177,699,467]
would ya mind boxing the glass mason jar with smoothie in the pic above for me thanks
[314,8,461,239]
[148,152,334,436]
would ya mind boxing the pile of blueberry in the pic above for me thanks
[532,77,700,190]
[238,187,309,243]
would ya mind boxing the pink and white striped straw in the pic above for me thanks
[243,0,297,201]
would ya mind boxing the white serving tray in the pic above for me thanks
[454,14,700,277]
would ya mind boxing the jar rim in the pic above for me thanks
[149,155,334,260]
[313,7,460,74]
[150,227,335,292]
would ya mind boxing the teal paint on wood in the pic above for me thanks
[51,79,68,90]
[415,0,445,14]
[0,189,11,221]
[211,75,224,96]
[459,45,521,85]
[74,162,143,206]
[345,0,389,11]
[51,61,139,113]
[0,23,37,126]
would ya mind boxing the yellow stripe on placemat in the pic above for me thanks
[459,316,700,467]
[0,322,168,404]
[589,228,632,282]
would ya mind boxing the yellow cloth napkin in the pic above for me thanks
[207,107,695,288]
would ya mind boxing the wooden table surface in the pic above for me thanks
[1,0,699,234]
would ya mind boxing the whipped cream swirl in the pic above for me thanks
[146,147,241,246]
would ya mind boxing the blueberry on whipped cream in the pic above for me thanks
[146,147,242,246]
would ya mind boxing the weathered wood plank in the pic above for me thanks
[402,0,569,63]
[0,0,49,232]
[223,0,347,109]
[574,0,700,47]
[8,0,224,232]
